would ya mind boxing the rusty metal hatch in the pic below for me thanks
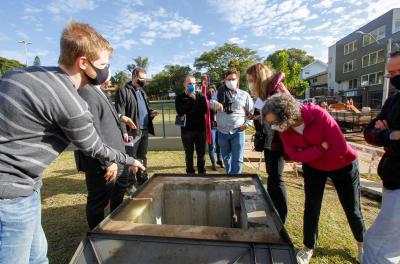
[70,174,296,264]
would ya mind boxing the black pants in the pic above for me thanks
[181,129,206,174]
[126,130,149,186]
[85,165,129,229]
[302,161,365,249]
[264,149,287,224]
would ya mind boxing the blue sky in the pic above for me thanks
[0,0,397,76]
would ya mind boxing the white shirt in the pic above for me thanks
[292,123,305,135]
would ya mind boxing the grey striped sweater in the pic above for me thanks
[0,66,135,199]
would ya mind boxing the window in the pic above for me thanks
[343,60,355,73]
[344,40,357,55]
[363,25,385,46]
[349,79,358,89]
[362,50,385,68]
[394,19,400,33]
[361,71,384,86]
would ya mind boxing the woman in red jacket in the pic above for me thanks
[262,93,365,264]
[246,63,289,224]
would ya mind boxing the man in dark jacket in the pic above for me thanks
[175,75,208,174]
[115,67,158,190]
[363,51,400,263]
[75,80,133,229]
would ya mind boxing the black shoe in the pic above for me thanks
[217,160,224,168]
[211,163,217,171]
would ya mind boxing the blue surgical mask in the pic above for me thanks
[188,84,195,93]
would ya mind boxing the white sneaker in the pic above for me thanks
[296,249,313,264]
[357,242,363,263]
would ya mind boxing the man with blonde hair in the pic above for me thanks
[0,21,144,263]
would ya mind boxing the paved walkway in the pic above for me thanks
[243,135,383,199]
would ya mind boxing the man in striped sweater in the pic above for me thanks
[0,21,144,263]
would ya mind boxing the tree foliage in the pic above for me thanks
[194,43,260,88]
[111,71,129,89]
[264,48,314,69]
[127,56,149,73]
[0,57,25,76]
[33,56,41,66]
[267,50,309,96]
[147,65,192,97]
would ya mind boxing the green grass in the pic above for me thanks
[42,151,380,263]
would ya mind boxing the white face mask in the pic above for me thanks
[271,124,284,132]
[248,83,254,92]
[225,80,237,90]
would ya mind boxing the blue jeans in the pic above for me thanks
[217,129,245,174]
[0,190,48,264]
[208,128,222,164]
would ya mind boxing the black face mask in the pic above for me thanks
[84,62,110,86]
[390,75,400,90]
[137,79,146,88]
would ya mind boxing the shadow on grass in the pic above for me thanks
[41,176,87,200]
[42,203,88,264]
[148,165,184,172]
[315,247,358,263]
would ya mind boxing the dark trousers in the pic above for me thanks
[302,161,365,249]
[264,149,287,224]
[181,129,206,174]
[85,165,129,229]
[126,130,149,186]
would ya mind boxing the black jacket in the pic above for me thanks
[115,81,155,136]
[74,85,126,174]
[175,91,207,131]
[364,92,400,190]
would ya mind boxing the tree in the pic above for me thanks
[0,57,25,76]
[194,43,260,88]
[147,65,192,97]
[264,48,314,69]
[127,56,149,73]
[33,56,41,66]
[111,71,129,89]
[268,50,309,96]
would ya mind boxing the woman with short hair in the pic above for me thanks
[262,93,365,264]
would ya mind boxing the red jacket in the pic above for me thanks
[279,103,357,171]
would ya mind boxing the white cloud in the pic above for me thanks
[105,7,202,48]
[228,37,246,45]
[312,21,332,31]
[258,44,276,54]
[16,31,30,40]
[24,5,43,13]
[141,39,154,45]
[114,39,138,50]
[203,41,217,47]
[315,0,335,9]
[303,44,312,49]
[47,0,95,14]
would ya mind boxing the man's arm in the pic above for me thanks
[364,97,392,147]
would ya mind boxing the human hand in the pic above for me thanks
[130,159,146,174]
[375,119,388,129]
[104,163,118,182]
[188,93,196,100]
[239,125,248,131]
[390,130,400,141]
[321,141,329,150]
[214,102,224,112]
[120,116,137,130]
[246,114,260,121]
[123,133,129,143]
[151,110,159,117]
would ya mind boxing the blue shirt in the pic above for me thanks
[135,89,149,130]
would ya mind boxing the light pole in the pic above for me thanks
[18,40,32,66]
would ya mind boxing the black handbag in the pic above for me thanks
[252,131,265,152]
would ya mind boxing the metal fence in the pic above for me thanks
[149,100,177,137]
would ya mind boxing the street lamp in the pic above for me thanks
[18,40,32,66]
